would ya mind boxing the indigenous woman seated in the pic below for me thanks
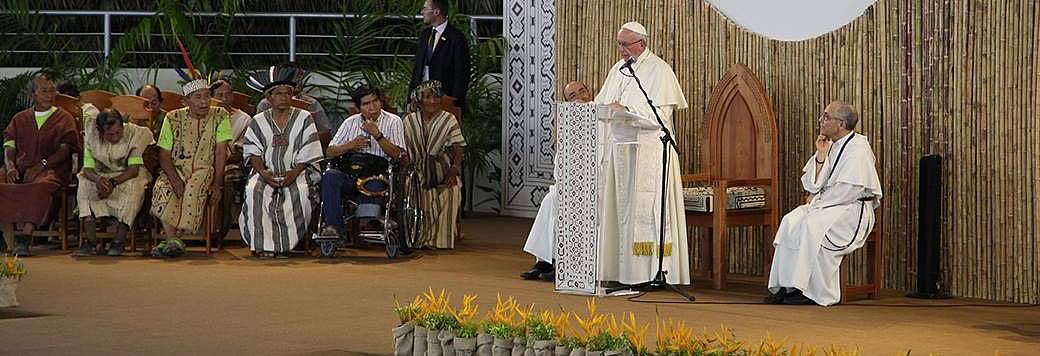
[402,80,466,249]
[74,109,155,256]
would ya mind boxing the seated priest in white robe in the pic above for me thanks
[520,81,594,282]
[594,21,690,286]
[766,101,883,306]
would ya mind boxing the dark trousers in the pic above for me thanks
[320,169,384,229]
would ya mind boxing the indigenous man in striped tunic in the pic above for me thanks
[74,109,155,256]
[238,80,323,258]
[319,85,405,241]
[402,80,465,249]
[150,79,232,258]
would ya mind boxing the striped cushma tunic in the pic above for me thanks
[239,108,323,253]
[402,110,466,249]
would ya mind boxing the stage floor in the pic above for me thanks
[3,215,1037,355]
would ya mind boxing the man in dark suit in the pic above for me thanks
[410,0,470,108]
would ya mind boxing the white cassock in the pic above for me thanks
[593,48,691,285]
[768,131,883,306]
[523,157,559,263]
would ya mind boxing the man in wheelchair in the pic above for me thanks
[319,85,406,242]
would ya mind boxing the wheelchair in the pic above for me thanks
[312,152,422,259]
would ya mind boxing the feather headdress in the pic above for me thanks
[173,35,211,96]
[247,63,311,95]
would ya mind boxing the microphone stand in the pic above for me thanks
[605,59,695,301]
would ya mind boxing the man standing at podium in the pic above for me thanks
[594,22,690,285]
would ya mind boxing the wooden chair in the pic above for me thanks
[683,64,779,290]
[290,98,311,111]
[55,94,85,133]
[840,206,883,303]
[80,90,115,111]
[160,91,185,112]
[231,91,254,116]
[110,95,152,122]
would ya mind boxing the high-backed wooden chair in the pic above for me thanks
[160,91,185,112]
[840,204,883,303]
[683,64,779,290]
[110,95,153,123]
[231,91,254,116]
[80,90,115,111]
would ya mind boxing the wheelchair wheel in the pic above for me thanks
[399,169,423,251]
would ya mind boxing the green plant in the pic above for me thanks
[423,312,460,331]
[0,255,28,281]
[586,331,630,352]
[459,37,504,212]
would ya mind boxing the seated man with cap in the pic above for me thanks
[319,85,405,241]
[149,78,232,258]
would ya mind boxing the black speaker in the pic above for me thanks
[908,154,950,298]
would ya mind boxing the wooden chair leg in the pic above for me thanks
[60,192,69,251]
[204,204,212,255]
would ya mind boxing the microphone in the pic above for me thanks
[620,58,635,73]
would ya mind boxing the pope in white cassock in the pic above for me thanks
[766,101,883,306]
[595,22,691,285]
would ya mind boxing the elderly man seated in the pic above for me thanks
[520,80,594,281]
[319,85,405,241]
[149,79,231,258]
[73,109,155,256]
[0,73,81,256]
[402,80,465,249]
[238,72,323,258]
[765,101,882,306]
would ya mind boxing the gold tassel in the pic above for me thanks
[632,242,672,257]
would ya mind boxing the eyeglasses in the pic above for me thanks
[616,39,644,48]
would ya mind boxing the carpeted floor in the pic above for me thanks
[1,215,1037,355]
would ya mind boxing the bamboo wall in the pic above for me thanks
[555,0,1040,303]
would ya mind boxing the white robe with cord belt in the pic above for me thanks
[768,131,883,306]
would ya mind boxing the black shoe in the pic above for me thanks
[73,241,98,257]
[539,271,555,282]
[521,261,553,280]
[106,241,126,256]
[782,290,817,305]
[764,290,788,304]
[12,235,31,257]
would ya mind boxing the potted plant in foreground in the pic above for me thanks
[0,255,28,307]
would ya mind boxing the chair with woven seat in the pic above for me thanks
[683,64,779,290]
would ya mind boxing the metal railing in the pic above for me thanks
[2,10,502,62]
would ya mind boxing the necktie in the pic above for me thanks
[426,29,437,60]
